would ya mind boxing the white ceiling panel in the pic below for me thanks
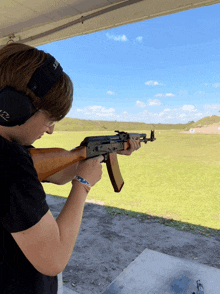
[71,0,111,13]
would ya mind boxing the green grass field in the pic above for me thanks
[33,129,220,238]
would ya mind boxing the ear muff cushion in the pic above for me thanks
[0,87,35,126]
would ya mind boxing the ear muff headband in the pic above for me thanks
[28,54,63,98]
[0,53,63,126]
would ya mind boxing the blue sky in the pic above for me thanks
[37,3,220,124]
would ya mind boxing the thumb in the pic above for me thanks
[99,155,105,163]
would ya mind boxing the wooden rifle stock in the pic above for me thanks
[29,144,127,192]
[29,146,87,182]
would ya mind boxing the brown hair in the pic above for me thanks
[0,42,73,122]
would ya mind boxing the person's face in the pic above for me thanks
[0,110,56,145]
[21,110,56,145]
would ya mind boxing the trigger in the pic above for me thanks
[101,154,108,163]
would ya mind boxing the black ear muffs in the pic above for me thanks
[0,54,63,127]
[0,87,35,126]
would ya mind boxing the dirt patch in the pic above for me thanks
[180,123,220,134]
[46,194,220,294]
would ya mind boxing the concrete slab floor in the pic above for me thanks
[103,248,220,294]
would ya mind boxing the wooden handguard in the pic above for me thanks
[106,152,124,193]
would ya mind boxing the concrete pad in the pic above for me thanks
[63,285,80,294]
[58,272,80,294]
[103,248,220,294]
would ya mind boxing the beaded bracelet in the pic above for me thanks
[72,176,91,193]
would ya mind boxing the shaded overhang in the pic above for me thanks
[1,0,220,49]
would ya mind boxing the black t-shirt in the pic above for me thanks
[0,136,58,294]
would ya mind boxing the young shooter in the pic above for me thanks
[0,43,141,293]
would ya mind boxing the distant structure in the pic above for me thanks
[190,129,194,133]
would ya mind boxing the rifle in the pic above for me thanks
[29,130,156,192]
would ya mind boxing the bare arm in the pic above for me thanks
[45,162,79,185]
[11,156,104,277]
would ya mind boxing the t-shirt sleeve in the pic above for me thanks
[1,154,49,233]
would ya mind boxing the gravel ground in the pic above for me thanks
[46,194,220,294]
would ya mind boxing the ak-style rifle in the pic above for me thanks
[29,130,156,192]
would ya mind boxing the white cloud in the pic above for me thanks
[148,99,162,106]
[107,91,115,95]
[106,33,128,42]
[71,93,220,124]
[145,80,163,86]
[204,104,220,110]
[76,105,116,117]
[132,105,205,124]
[166,93,175,97]
[136,36,143,43]
[155,93,175,97]
[136,100,146,108]
[213,83,220,88]
[182,105,196,111]
[136,99,162,107]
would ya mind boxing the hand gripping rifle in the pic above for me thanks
[29,130,156,192]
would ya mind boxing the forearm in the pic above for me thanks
[55,180,88,272]
[45,162,78,185]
